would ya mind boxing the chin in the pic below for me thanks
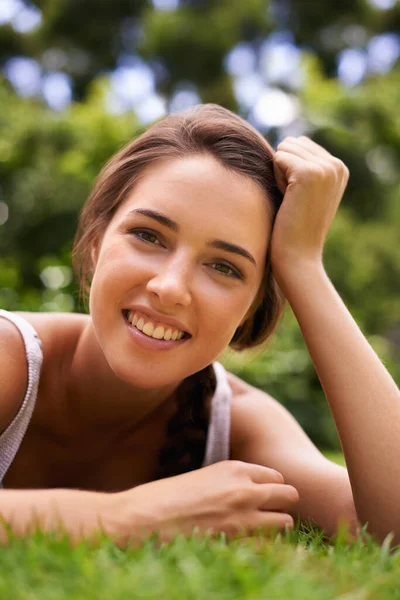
[109,354,181,389]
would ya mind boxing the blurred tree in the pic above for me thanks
[1,0,399,100]
[0,0,399,449]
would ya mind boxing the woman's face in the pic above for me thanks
[89,154,272,388]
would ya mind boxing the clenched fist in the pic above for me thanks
[271,136,349,272]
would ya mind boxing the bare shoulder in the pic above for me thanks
[0,310,88,434]
[0,316,29,432]
[226,370,315,457]
[13,311,89,365]
[11,312,90,414]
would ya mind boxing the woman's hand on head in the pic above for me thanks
[115,460,299,547]
[271,136,349,275]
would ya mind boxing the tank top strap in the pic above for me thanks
[0,310,43,486]
[202,360,232,467]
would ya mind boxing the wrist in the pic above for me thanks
[102,485,163,549]
[96,491,132,547]
[273,260,329,305]
[273,258,325,287]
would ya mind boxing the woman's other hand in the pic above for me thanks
[114,460,299,547]
[271,136,349,274]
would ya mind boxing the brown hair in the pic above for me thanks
[72,103,286,479]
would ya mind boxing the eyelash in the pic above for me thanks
[129,228,243,280]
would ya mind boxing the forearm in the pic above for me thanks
[0,488,122,546]
[276,262,400,541]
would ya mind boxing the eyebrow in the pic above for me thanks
[126,208,257,267]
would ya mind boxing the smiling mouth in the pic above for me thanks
[122,309,191,342]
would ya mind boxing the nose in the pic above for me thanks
[146,257,192,308]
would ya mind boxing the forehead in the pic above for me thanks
[114,155,272,258]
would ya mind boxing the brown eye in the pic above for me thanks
[209,262,242,279]
[130,229,162,245]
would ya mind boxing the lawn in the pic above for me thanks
[0,524,399,599]
[1,452,399,599]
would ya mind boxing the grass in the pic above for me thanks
[0,524,399,599]
[2,453,399,599]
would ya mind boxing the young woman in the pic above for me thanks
[0,104,398,548]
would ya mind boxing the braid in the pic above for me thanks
[155,364,217,480]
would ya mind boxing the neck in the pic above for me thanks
[66,319,180,437]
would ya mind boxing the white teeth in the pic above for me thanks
[142,322,154,336]
[152,325,165,339]
[126,311,186,342]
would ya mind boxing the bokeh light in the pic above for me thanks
[224,43,257,77]
[251,88,300,128]
[337,48,367,86]
[4,56,42,96]
[42,72,72,111]
[152,0,180,11]
[366,0,398,9]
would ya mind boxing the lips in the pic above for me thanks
[122,305,192,337]
[122,309,190,351]
[123,309,190,340]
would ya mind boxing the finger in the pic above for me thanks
[256,483,299,512]
[258,511,295,533]
[272,155,288,195]
[280,136,333,161]
[297,136,334,160]
[286,138,349,187]
[238,461,285,485]
[274,150,320,183]
[234,512,294,539]
[277,139,325,165]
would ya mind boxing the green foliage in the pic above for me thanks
[0,78,142,311]
[0,2,399,450]
[140,0,271,102]
[0,525,400,599]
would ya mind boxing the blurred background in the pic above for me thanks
[0,0,399,451]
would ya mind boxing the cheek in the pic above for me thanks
[90,245,141,302]
[196,286,253,347]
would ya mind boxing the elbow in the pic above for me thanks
[331,506,360,542]
[356,510,400,548]
[321,496,359,542]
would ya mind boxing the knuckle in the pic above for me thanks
[333,156,344,169]
[330,157,346,177]
[276,138,292,150]
[315,164,329,178]
[275,144,285,155]
[326,163,337,177]
[228,459,247,474]
[336,158,350,178]
[228,486,251,509]
[274,150,286,162]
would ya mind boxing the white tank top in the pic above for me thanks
[0,309,231,488]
